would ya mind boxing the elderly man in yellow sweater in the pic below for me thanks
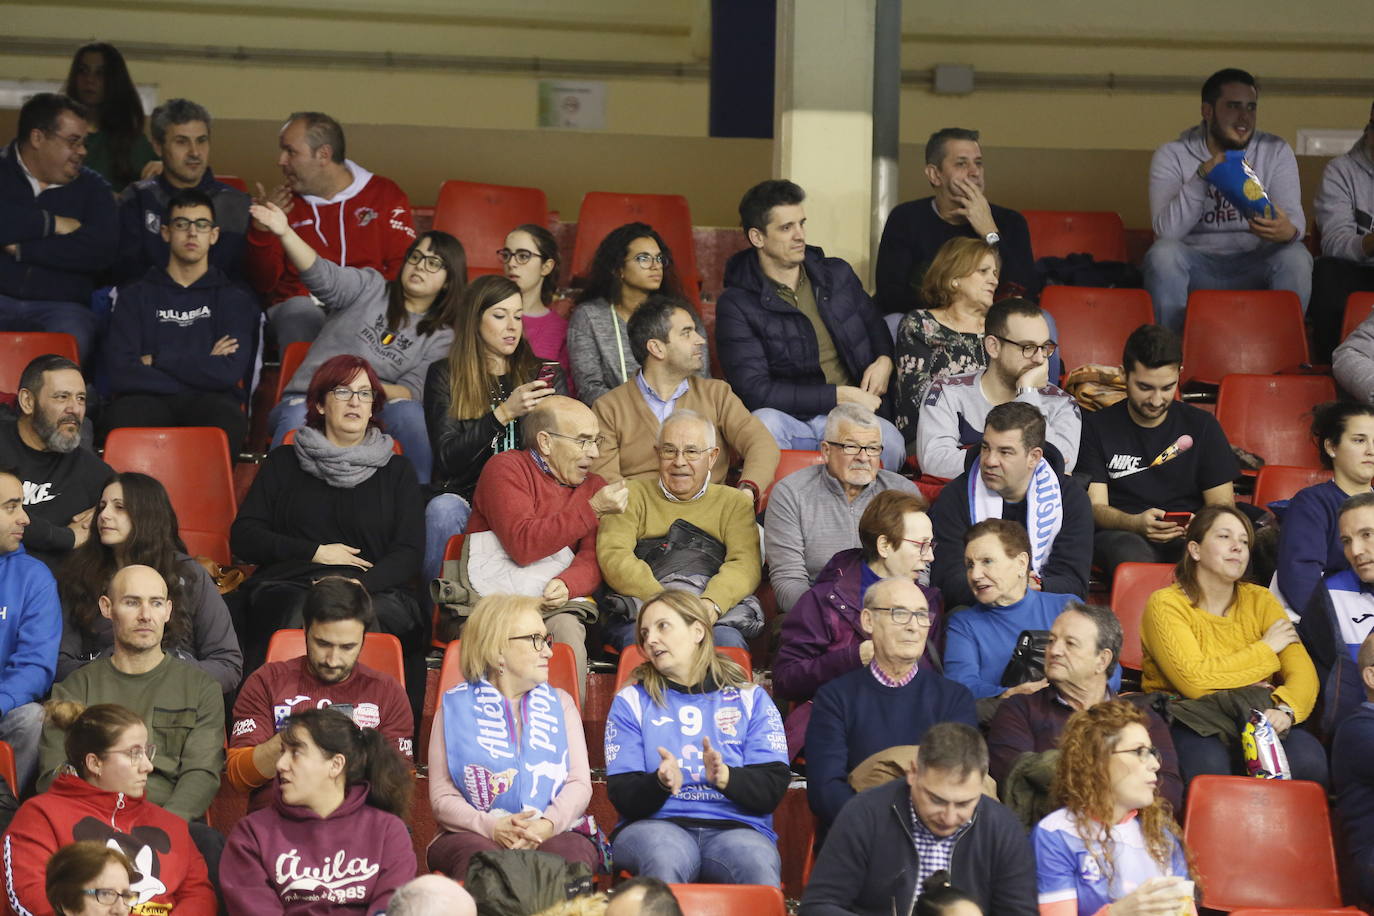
[590,294,779,507]
[597,409,763,652]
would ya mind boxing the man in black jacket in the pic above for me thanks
[800,722,1036,916]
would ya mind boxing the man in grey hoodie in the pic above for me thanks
[1143,68,1311,332]
[1314,103,1374,364]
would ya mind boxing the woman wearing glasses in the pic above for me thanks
[3,703,215,916]
[427,595,597,880]
[500,224,575,392]
[422,275,566,581]
[44,842,138,916]
[251,200,465,484]
[567,222,703,405]
[231,355,425,682]
[1033,701,1195,916]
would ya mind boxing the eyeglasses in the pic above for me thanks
[656,445,711,461]
[328,387,377,402]
[1112,745,1162,762]
[497,247,540,266]
[993,336,1058,359]
[509,633,552,652]
[545,432,605,453]
[405,250,446,273]
[104,743,157,764]
[627,252,669,268]
[168,216,214,232]
[867,605,933,626]
[903,538,936,555]
[45,130,87,151]
[81,889,140,907]
[824,440,883,457]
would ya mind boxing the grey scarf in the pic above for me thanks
[292,426,396,488]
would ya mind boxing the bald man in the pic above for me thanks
[385,874,477,916]
[607,877,683,916]
[447,397,627,698]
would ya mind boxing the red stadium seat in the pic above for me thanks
[1180,290,1308,388]
[1022,210,1128,262]
[1230,910,1360,915]
[104,427,236,543]
[1184,775,1346,911]
[0,332,79,394]
[180,530,231,566]
[281,427,403,454]
[569,192,701,294]
[1341,291,1374,343]
[437,639,580,711]
[1215,374,1336,469]
[1252,465,1332,513]
[432,180,549,280]
[759,449,824,514]
[0,741,16,794]
[265,629,406,689]
[667,884,786,916]
[217,175,249,193]
[615,644,752,693]
[1110,562,1175,671]
[1040,286,1154,375]
[271,341,311,409]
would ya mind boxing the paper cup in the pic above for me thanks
[1175,879,1195,915]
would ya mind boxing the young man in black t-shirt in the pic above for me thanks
[1078,325,1238,577]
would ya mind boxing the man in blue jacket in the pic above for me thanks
[0,466,61,795]
[716,179,904,469]
[99,188,257,454]
[0,93,117,360]
[1332,629,1374,905]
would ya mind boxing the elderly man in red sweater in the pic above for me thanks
[460,397,628,699]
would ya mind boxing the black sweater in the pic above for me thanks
[0,418,112,571]
[230,445,423,594]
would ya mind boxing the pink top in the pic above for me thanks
[427,687,592,838]
[524,309,574,396]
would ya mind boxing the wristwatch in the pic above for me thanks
[984,231,1000,246]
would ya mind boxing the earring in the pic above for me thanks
[952,280,960,288]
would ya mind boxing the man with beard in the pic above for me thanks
[1143,68,1311,331]
[0,354,110,572]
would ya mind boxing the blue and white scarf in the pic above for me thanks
[442,679,569,815]
[968,456,1063,577]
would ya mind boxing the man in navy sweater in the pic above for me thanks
[1332,630,1374,904]
[100,188,257,455]
[804,577,976,828]
[0,93,117,360]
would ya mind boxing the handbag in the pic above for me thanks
[1000,629,1052,688]
[633,517,727,581]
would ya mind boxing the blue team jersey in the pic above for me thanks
[1033,808,1190,916]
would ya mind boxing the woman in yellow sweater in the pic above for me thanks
[1141,505,1326,786]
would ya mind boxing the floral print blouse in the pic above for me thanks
[894,309,987,444]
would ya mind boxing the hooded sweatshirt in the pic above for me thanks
[0,544,58,716]
[245,160,415,306]
[115,169,253,284]
[1148,123,1305,255]
[0,420,112,571]
[1,772,216,916]
[1315,136,1374,263]
[220,783,415,916]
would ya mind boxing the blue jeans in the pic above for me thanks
[425,493,472,582]
[1142,238,1314,332]
[1170,720,1328,789]
[752,408,905,471]
[0,293,98,360]
[612,820,781,886]
[269,395,434,484]
[604,616,749,652]
[0,702,46,795]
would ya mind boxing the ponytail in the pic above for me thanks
[282,708,413,820]
[355,725,412,819]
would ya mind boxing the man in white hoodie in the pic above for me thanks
[246,111,416,347]
[1143,68,1311,332]
[1315,103,1374,365]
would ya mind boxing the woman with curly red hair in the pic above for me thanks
[1032,700,1195,916]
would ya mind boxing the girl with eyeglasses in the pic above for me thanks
[44,842,138,916]
[567,222,704,405]
[62,43,156,192]
[500,224,575,393]
[251,200,466,484]
[427,594,598,880]
[3,703,215,916]
[1033,701,1196,916]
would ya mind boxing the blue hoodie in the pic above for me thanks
[0,544,60,715]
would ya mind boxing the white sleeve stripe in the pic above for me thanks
[1038,890,1077,903]
[5,835,37,916]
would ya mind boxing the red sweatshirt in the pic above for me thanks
[2,773,216,916]
[467,449,605,598]
[245,160,415,306]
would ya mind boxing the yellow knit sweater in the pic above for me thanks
[1140,582,1317,722]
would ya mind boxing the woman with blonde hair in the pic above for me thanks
[1033,701,1194,916]
[605,590,789,887]
[427,594,596,880]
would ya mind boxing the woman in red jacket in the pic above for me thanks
[1,702,215,916]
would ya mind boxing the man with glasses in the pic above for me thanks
[929,401,1091,609]
[916,297,1080,480]
[986,602,1181,814]
[99,188,257,455]
[0,92,117,360]
[804,577,976,829]
[1331,629,1374,905]
[598,410,762,650]
[228,575,412,811]
[766,403,921,613]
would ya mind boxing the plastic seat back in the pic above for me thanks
[759,449,824,514]
[432,180,549,279]
[1041,286,1154,374]
[1021,210,1128,262]
[1253,465,1333,512]
[1342,291,1374,343]
[615,645,752,693]
[104,427,236,539]
[216,175,249,193]
[1216,374,1336,468]
[0,741,16,794]
[438,639,580,711]
[271,341,312,408]
[0,332,79,394]
[265,629,406,690]
[1181,290,1308,388]
[1110,562,1175,671]
[180,530,231,566]
[1183,775,1344,910]
[666,885,786,916]
[570,192,700,294]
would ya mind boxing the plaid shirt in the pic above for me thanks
[909,800,974,888]
[869,659,919,688]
